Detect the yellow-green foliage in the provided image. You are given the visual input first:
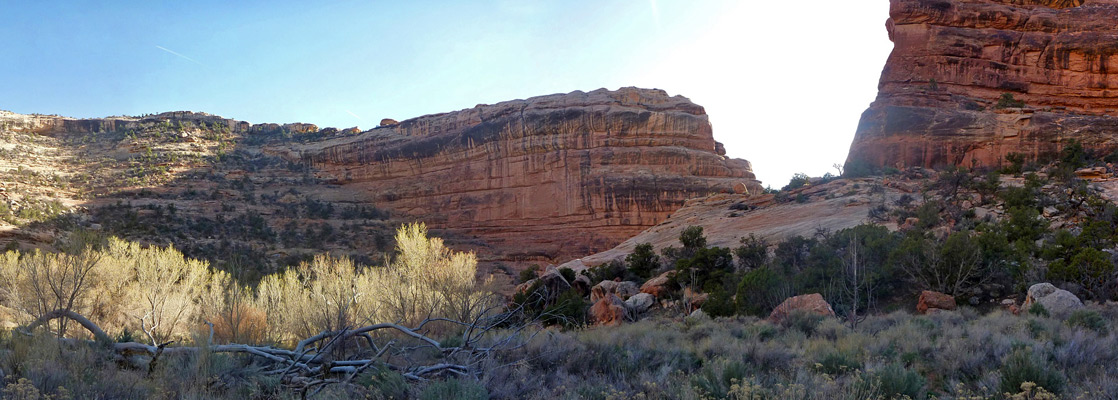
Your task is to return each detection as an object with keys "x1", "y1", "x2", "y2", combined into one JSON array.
[
  {"x1": 257, "y1": 222, "x2": 483, "y2": 344},
  {"x1": 0, "y1": 222, "x2": 482, "y2": 347}
]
